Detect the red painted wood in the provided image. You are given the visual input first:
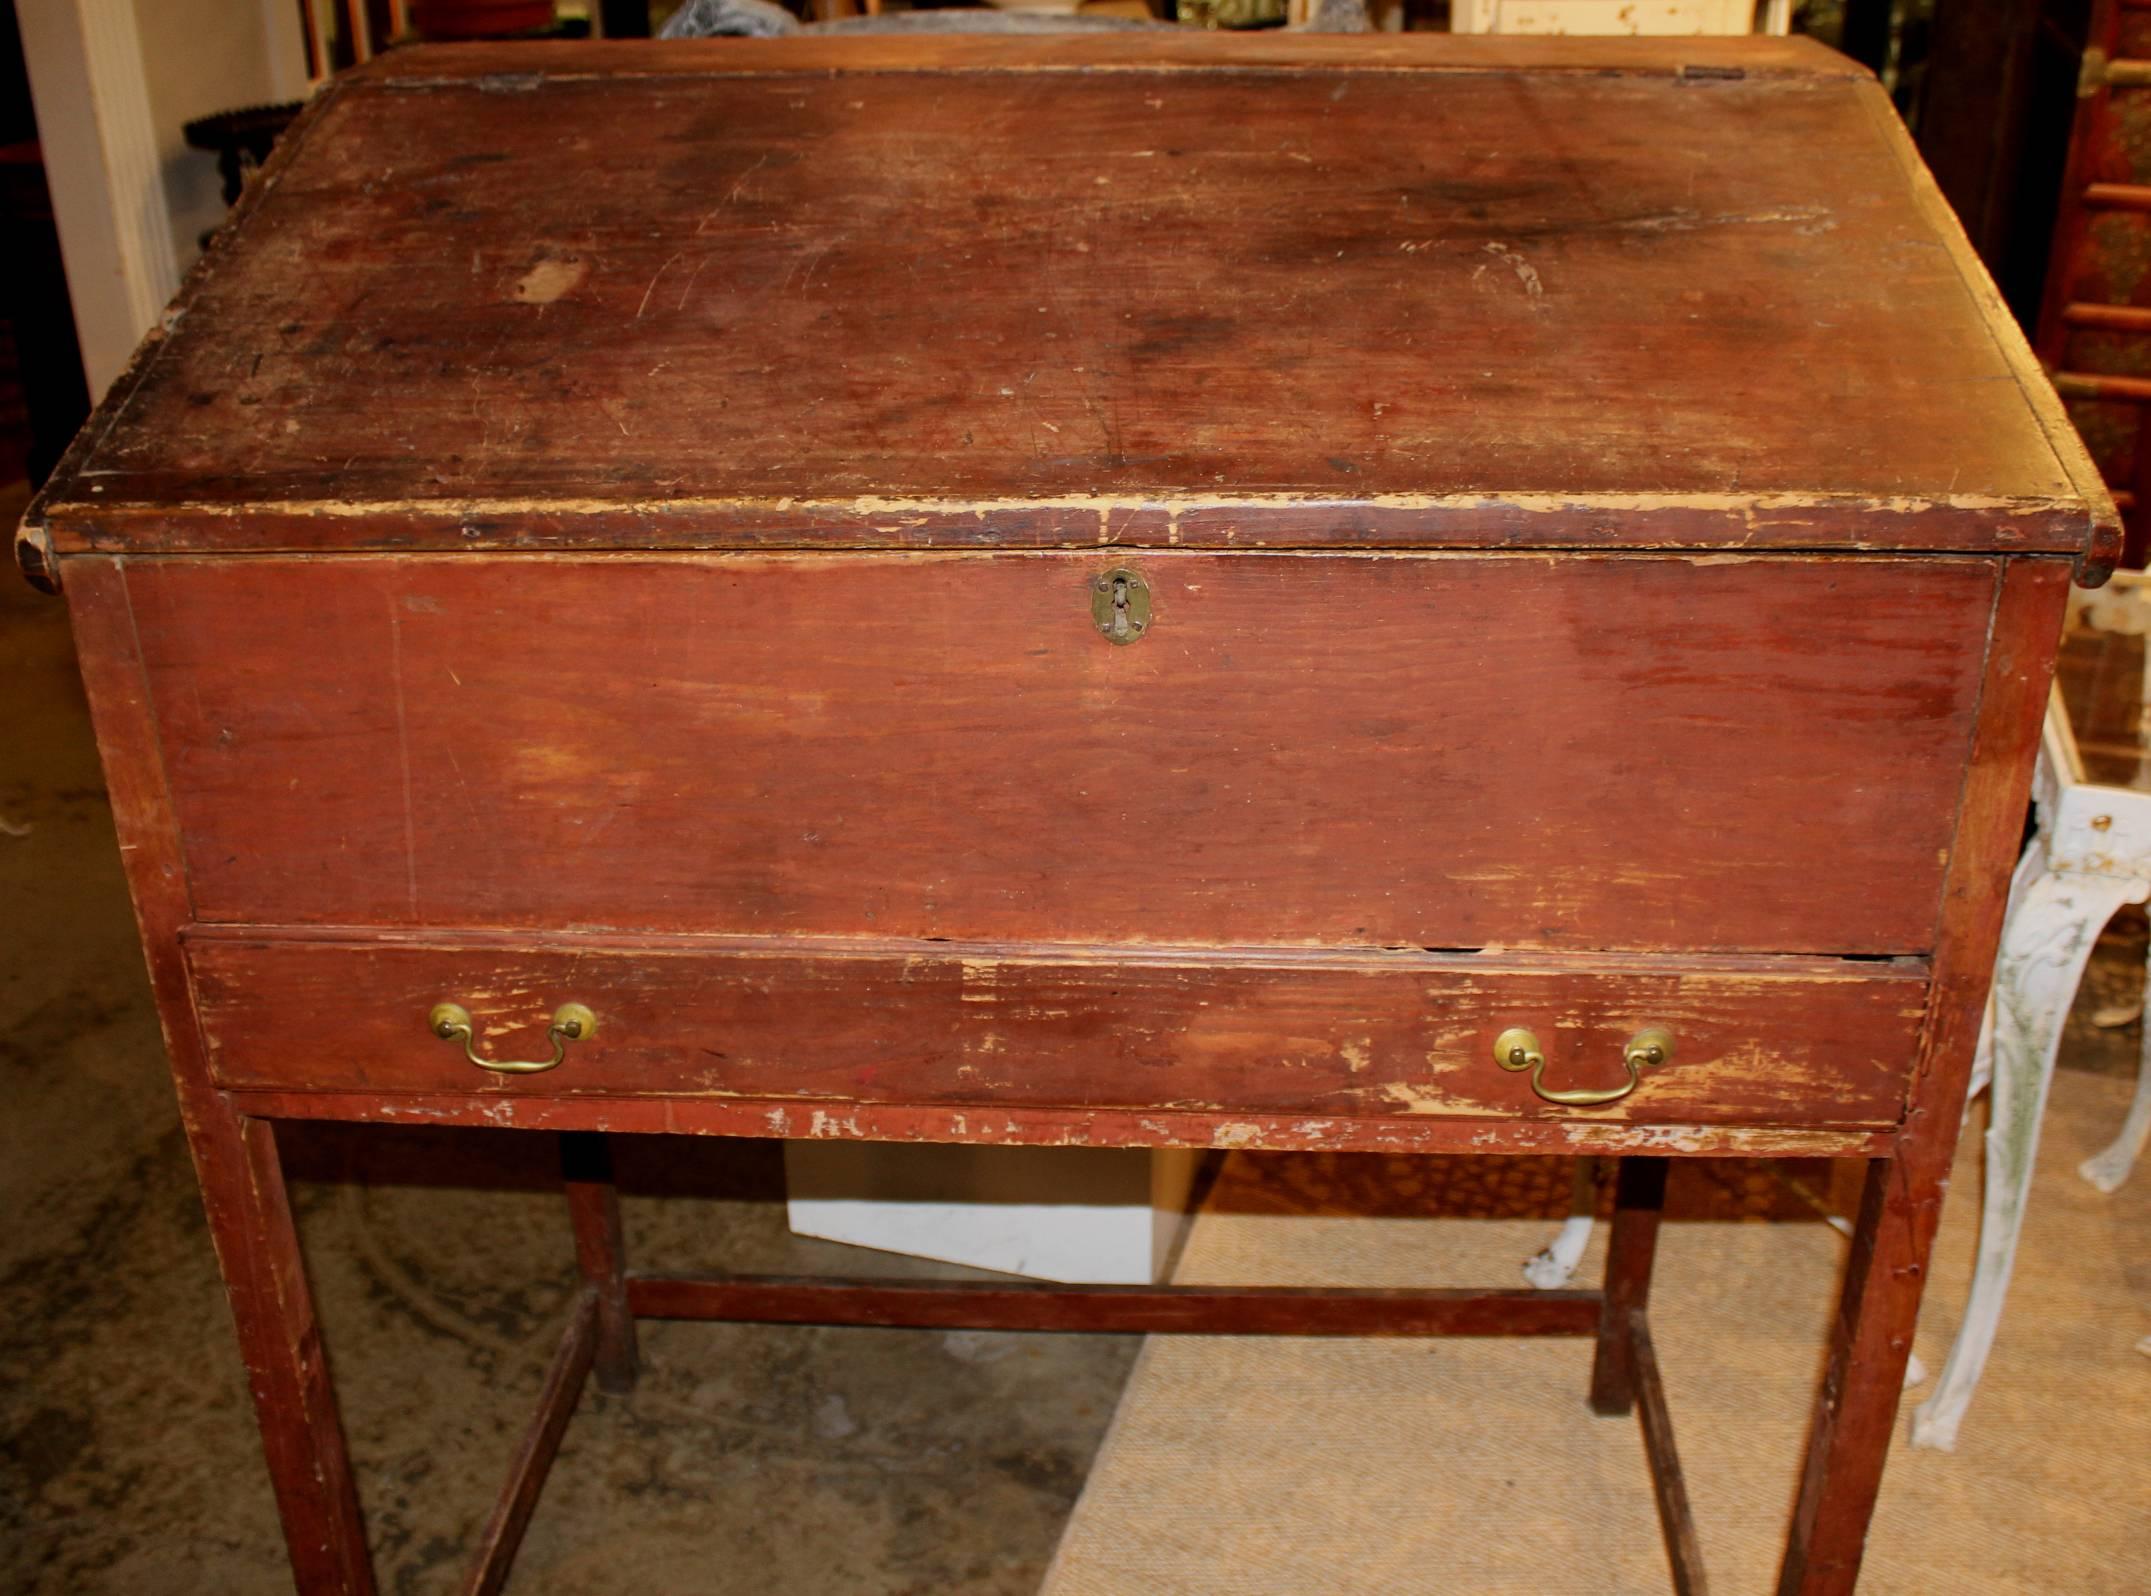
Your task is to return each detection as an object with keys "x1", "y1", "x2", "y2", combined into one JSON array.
[
  {"x1": 61, "y1": 564, "x2": 376, "y2": 1595},
  {"x1": 352, "y1": 33, "x2": 1866, "y2": 82},
  {"x1": 1591, "y1": 1156, "x2": 1668, "y2": 1415},
  {"x1": 623, "y1": 1274, "x2": 1605, "y2": 1336},
  {"x1": 412, "y1": 0, "x2": 556, "y2": 38},
  {"x1": 1630, "y1": 1309, "x2": 1709, "y2": 1596},
  {"x1": 185, "y1": 934, "x2": 1931, "y2": 1128},
  {"x1": 561, "y1": 1134, "x2": 636, "y2": 1396},
  {"x1": 1849, "y1": 75, "x2": 2120, "y2": 586},
  {"x1": 225, "y1": 1085, "x2": 1900, "y2": 1159},
  {"x1": 24, "y1": 39, "x2": 2097, "y2": 566},
  {"x1": 1778, "y1": 559, "x2": 2074, "y2": 1595},
  {"x1": 129, "y1": 552, "x2": 1993, "y2": 955},
  {"x1": 27, "y1": 37, "x2": 2101, "y2": 1594}
]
